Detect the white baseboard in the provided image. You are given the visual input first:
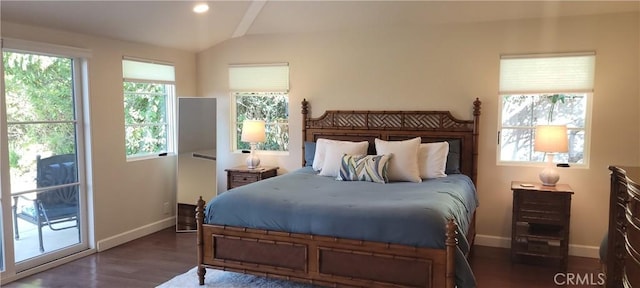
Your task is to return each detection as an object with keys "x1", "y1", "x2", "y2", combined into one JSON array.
[
  {"x1": 474, "y1": 234, "x2": 599, "y2": 259},
  {"x1": 568, "y1": 243, "x2": 600, "y2": 259},
  {"x1": 474, "y1": 234, "x2": 511, "y2": 248},
  {"x1": 96, "y1": 216, "x2": 175, "y2": 252}
]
